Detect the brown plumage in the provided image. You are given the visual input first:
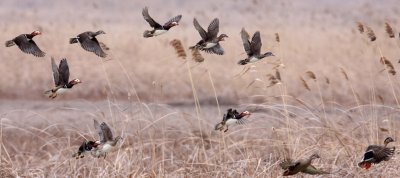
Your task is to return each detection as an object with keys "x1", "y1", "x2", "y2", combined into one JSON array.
[
  {"x1": 280, "y1": 153, "x2": 329, "y2": 176},
  {"x1": 5, "y1": 31, "x2": 45, "y2": 57},
  {"x1": 70, "y1": 31, "x2": 107, "y2": 58},
  {"x1": 359, "y1": 137, "x2": 395, "y2": 170}
]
